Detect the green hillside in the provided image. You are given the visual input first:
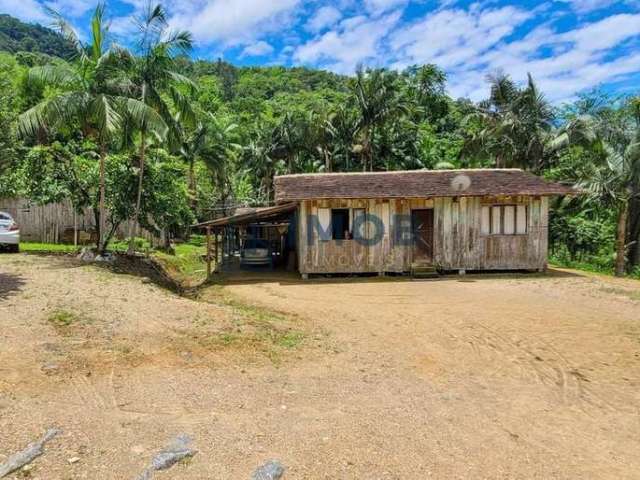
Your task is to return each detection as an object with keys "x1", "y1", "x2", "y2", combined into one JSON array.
[{"x1": 0, "y1": 14, "x2": 75, "y2": 59}]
